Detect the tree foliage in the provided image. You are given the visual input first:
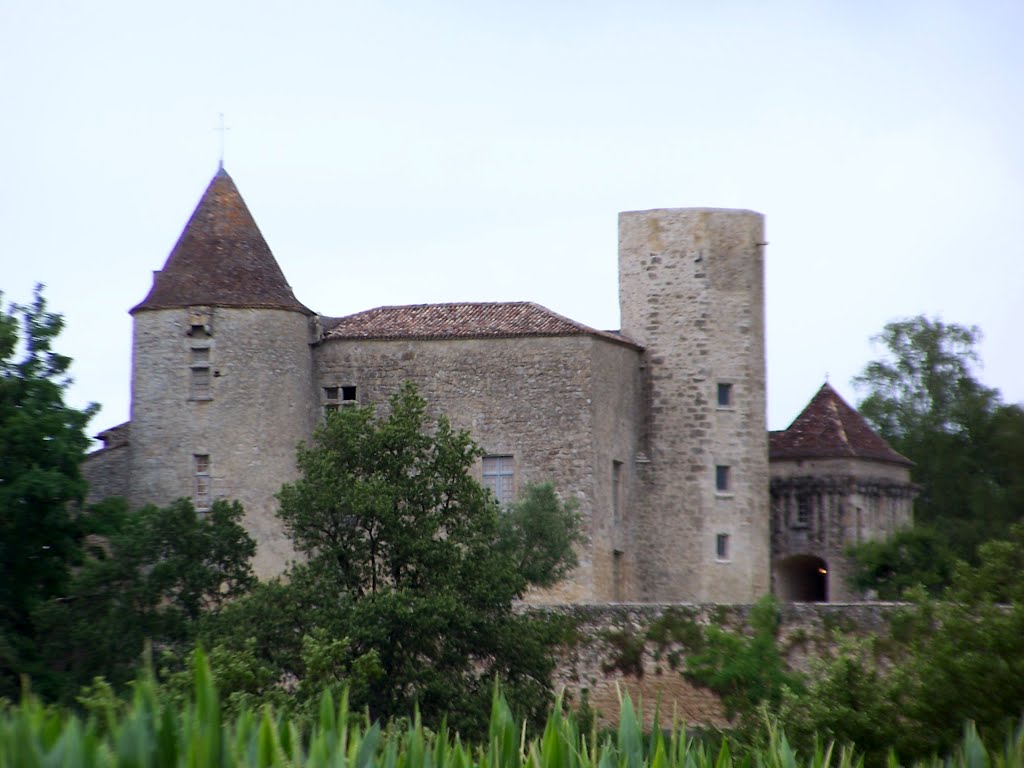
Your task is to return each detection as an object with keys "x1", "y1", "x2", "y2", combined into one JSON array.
[
  {"x1": 846, "y1": 527, "x2": 957, "y2": 599},
  {"x1": 31, "y1": 497, "x2": 256, "y2": 701},
  {"x1": 0, "y1": 287, "x2": 97, "y2": 633},
  {"x1": 201, "y1": 382, "x2": 580, "y2": 735},
  {"x1": 854, "y1": 316, "x2": 1024, "y2": 565},
  {"x1": 684, "y1": 596, "x2": 804, "y2": 734}
]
